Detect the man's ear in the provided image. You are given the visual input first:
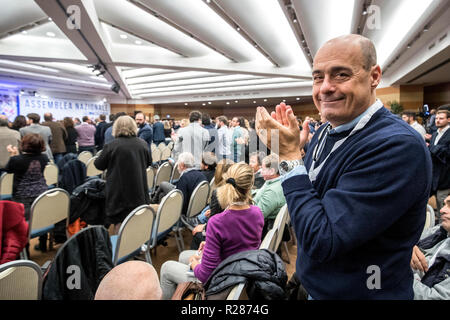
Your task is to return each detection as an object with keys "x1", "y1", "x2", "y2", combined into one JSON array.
[{"x1": 370, "y1": 65, "x2": 382, "y2": 89}]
